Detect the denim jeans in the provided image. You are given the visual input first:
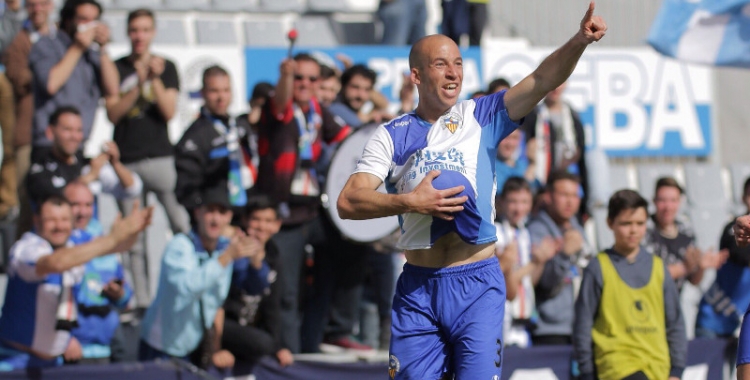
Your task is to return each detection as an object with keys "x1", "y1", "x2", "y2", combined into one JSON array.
[{"x1": 377, "y1": 0, "x2": 427, "y2": 45}]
